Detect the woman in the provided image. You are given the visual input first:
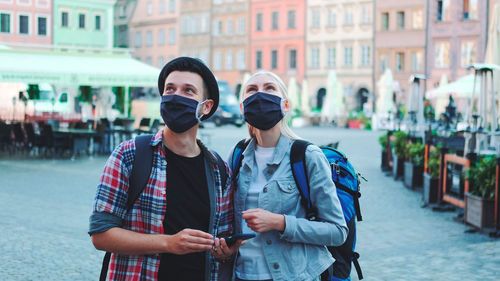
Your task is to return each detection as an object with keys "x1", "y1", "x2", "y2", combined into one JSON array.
[{"x1": 226, "y1": 71, "x2": 348, "y2": 281}]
